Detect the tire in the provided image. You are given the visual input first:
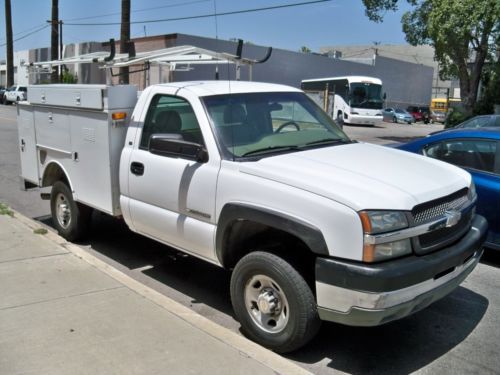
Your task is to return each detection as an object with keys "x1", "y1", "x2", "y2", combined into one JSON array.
[
  {"x1": 393, "y1": 116, "x2": 398, "y2": 123},
  {"x1": 336, "y1": 112, "x2": 343, "y2": 126},
  {"x1": 50, "y1": 181, "x2": 92, "y2": 241},
  {"x1": 230, "y1": 251, "x2": 321, "y2": 353}
]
